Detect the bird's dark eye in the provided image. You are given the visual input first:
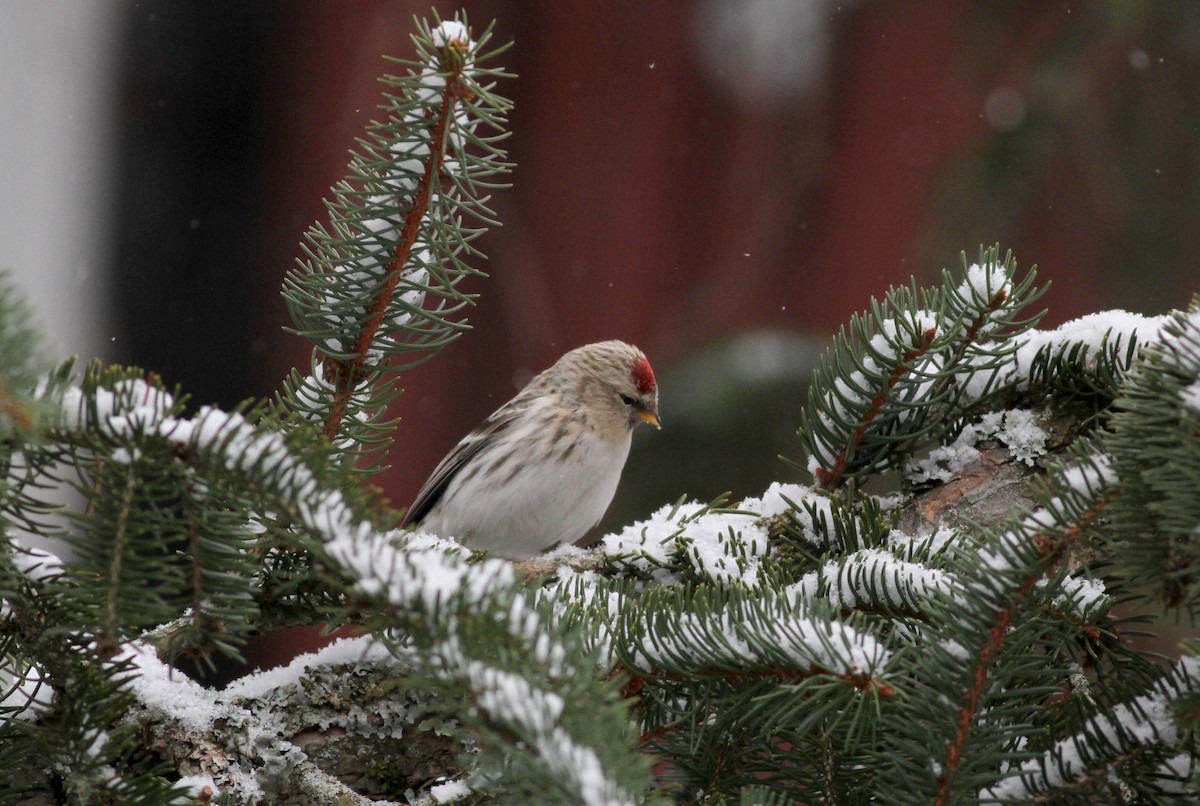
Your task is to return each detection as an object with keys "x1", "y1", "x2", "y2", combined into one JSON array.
[{"x1": 620, "y1": 394, "x2": 636, "y2": 406}]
